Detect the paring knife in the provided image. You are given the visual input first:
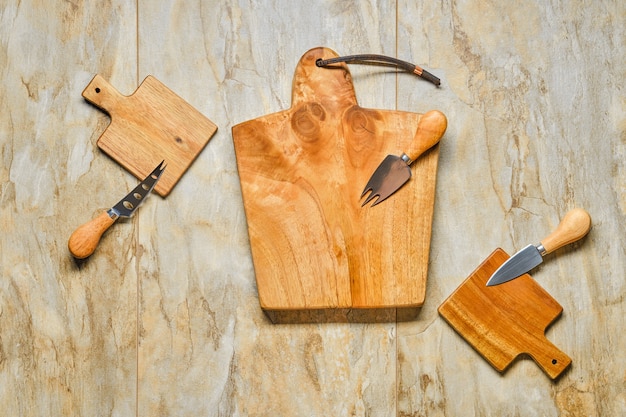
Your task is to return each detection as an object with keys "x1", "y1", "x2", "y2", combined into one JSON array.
[
  {"x1": 486, "y1": 208, "x2": 592, "y2": 286},
  {"x1": 68, "y1": 161, "x2": 166, "y2": 259},
  {"x1": 361, "y1": 110, "x2": 447, "y2": 207}
]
